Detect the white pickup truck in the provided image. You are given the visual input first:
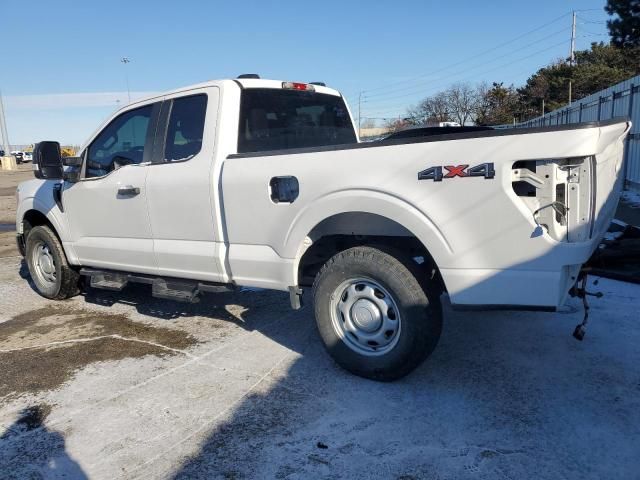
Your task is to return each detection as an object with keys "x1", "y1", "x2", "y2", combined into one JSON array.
[{"x1": 16, "y1": 76, "x2": 629, "y2": 380}]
